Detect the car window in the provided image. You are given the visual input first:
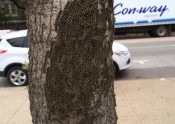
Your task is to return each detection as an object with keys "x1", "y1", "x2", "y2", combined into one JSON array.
[
  {"x1": 23, "y1": 37, "x2": 29, "y2": 47},
  {"x1": 7, "y1": 37, "x2": 27, "y2": 48}
]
